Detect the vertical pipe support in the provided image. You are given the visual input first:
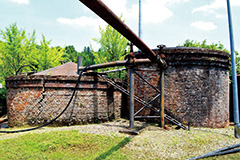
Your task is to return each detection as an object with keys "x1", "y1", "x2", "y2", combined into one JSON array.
[
  {"x1": 159, "y1": 68, "x2": 165, "y2": 128},
  {"x1": 129, "y1": 66, "x2": 135, "y2": 129},
  {"x1": 226, "y1": 0, "x2": 240, "y2": 138}
]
